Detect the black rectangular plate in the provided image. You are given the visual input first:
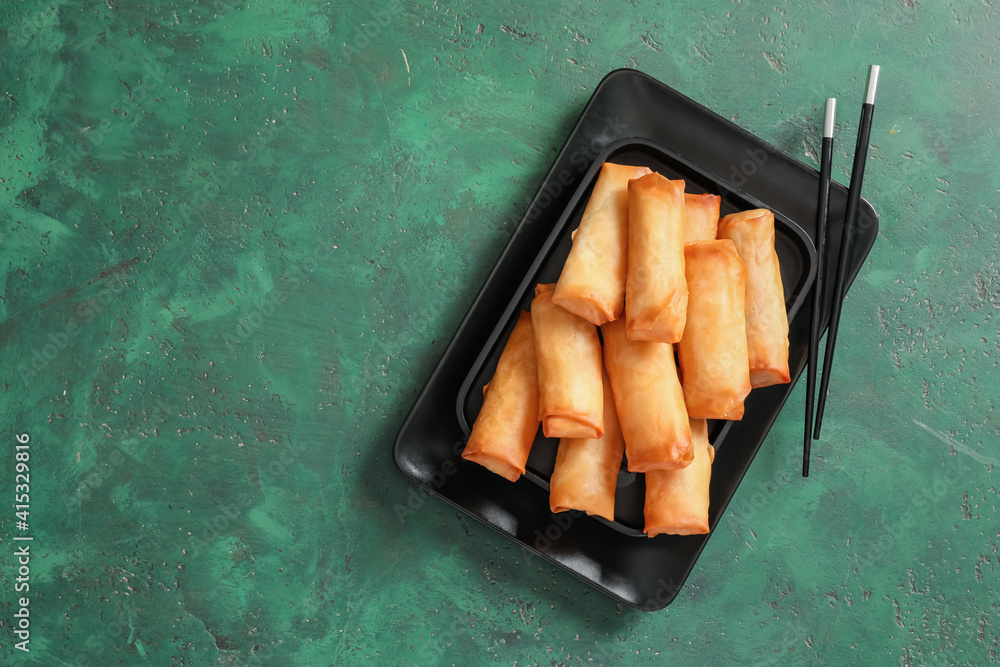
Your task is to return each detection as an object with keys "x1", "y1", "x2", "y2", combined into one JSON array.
[{"x1": 393, "y1": 69, "x2": 878, "y2": 610}]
